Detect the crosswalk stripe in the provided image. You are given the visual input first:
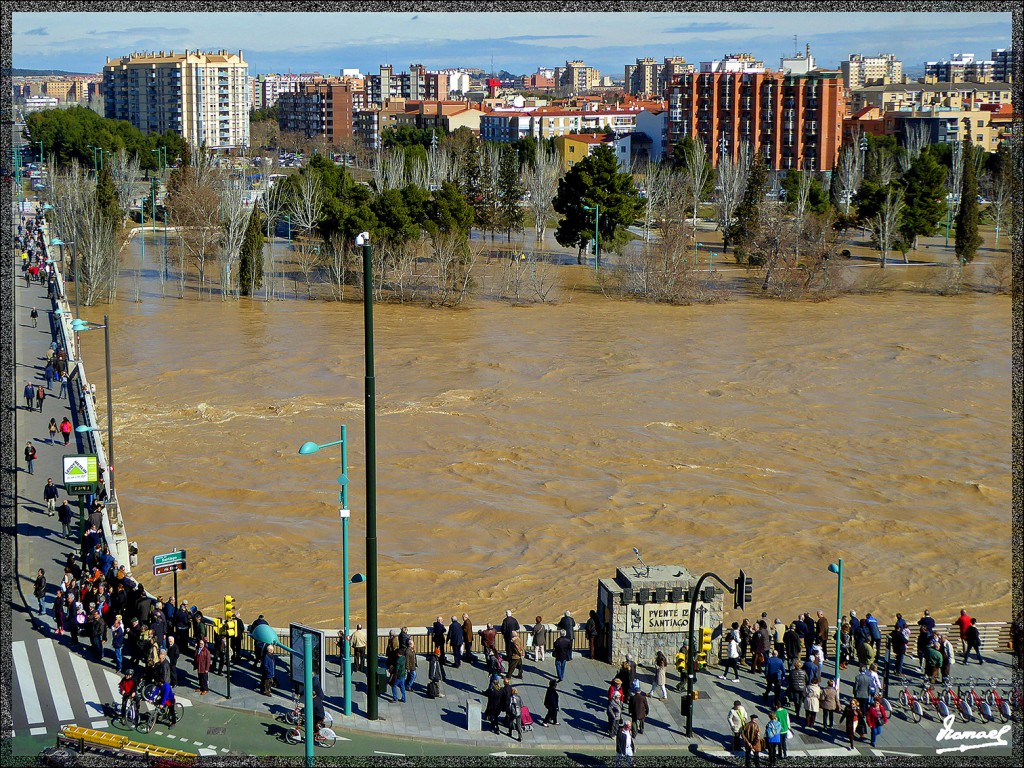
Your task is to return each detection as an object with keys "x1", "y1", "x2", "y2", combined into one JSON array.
[
  {"x1": 29, "y1": 726, "x2": 47, "y2": 736},
  {"x1": 37, "y1": 640, "x2": 76, "y2": 722},
  {"x1": 13, "y1": 641, "x2": 44, "y2": 725},
  {"x1": 67, "y1": 650, "x2": 104, "y2": 720}
]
